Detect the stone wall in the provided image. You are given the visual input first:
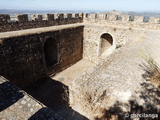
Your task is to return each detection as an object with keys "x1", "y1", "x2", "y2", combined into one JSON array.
[
  {"x1": 84, "y1": 13, "x2": 160, "y2": 29},
  {"x1": 0, "y1": 25, "x2": 83, "y2": 88},
  {"x1": 70, "y1": 30, "x2": 160, "y2": 119},
  {"x1": 0, "y1": 13, "x2": 83, "y2": 32},
  {"x1": 83, "y1": 24, "x2": 144, "y2": 62}
]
